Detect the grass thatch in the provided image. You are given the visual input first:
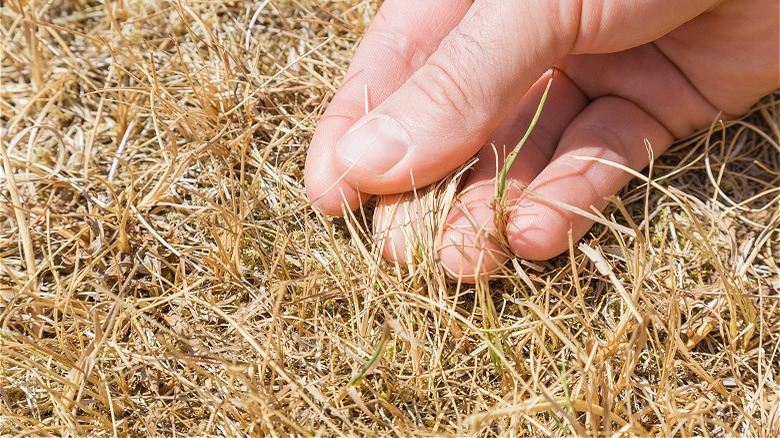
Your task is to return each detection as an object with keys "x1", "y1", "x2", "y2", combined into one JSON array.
[{"x1": 1, "y1": 0, "x2": 779, "y2": 435}]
